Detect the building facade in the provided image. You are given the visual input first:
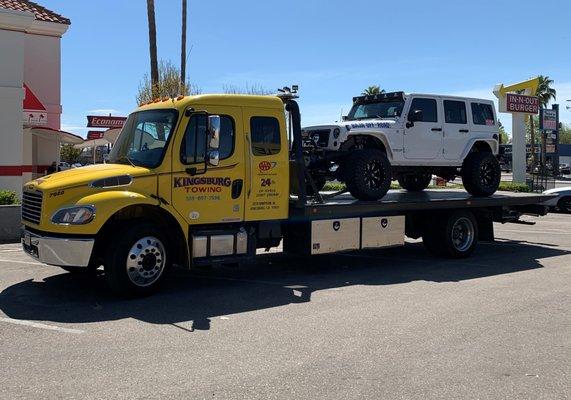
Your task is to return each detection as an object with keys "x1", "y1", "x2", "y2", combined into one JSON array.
[{"x1": 0, "y1": 1, "x2": 75, "y2": 196}]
